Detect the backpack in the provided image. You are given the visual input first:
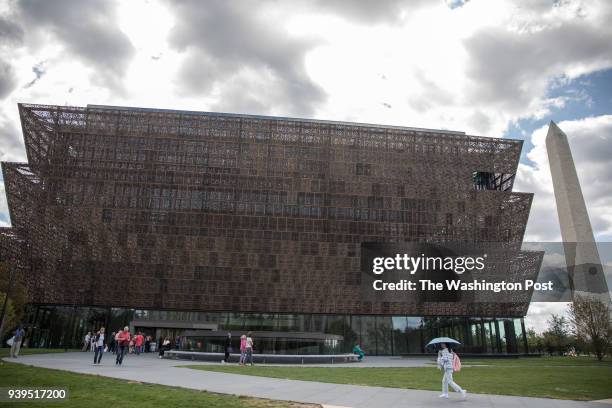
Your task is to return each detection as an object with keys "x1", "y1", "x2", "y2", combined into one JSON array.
[{"x1": 452, "y1": 352, "x2": 461, "y2": 372}]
